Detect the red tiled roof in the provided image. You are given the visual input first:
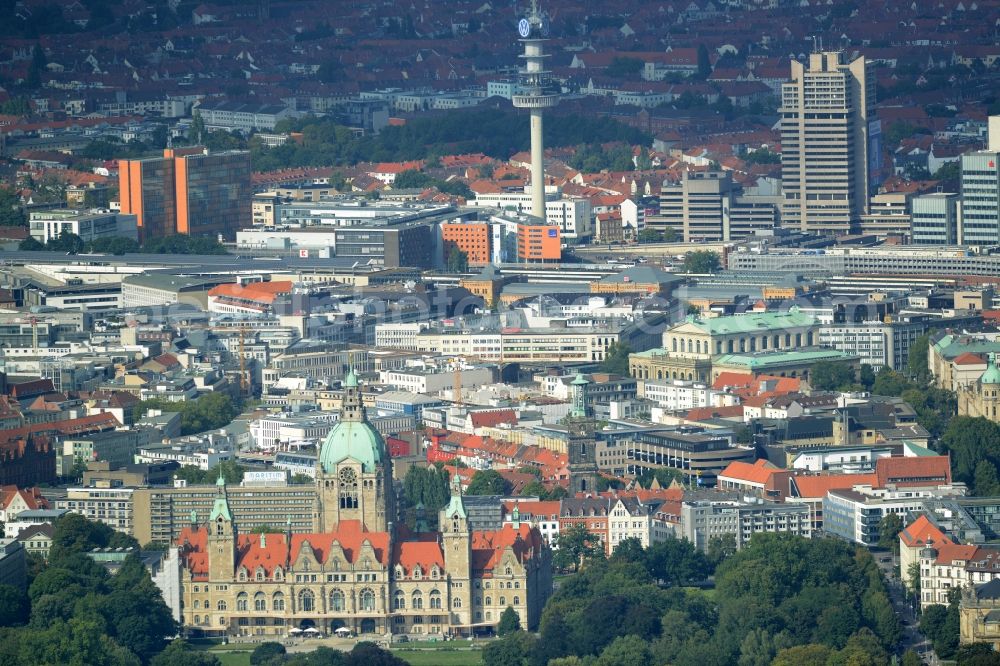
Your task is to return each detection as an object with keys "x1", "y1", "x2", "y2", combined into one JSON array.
[
  {"x1": 791, "y1": 473, "x2": 877, "y2": 499},
  {"x1": 0, "y1": 485, "x2": 49, "y2": 511},
  {"x1": 470, "y1": 409, "x2": 517, "y2": 429},
  {"x1": 718, "y1": 459, "x2": 779, "y2": 486},
  {"x1": 471, "y1": 523, "x2": 544, "y2": 574},
  {"x1": 208, "y1": 281, "x2": 293, "y2": 305},
  {"x1": 934, "y1": 542, "x2": 978, "y2": 565},
  {"x1": 875, "y1": 455, "x2": 951, "y2": 489},
  {"x1": 899, "y1": 515, "x2": 952, "y2": 549},
  {"x1": 953, "y1": 352, "x2": 985, "y2": 366}
]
